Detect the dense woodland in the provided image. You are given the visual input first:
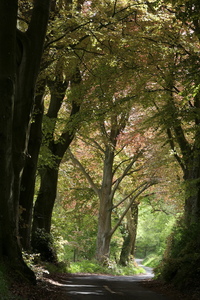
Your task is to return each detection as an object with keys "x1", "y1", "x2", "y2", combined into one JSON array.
[{"x1": 0, "y1": 0, "x2": 200, "y2": 296}]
